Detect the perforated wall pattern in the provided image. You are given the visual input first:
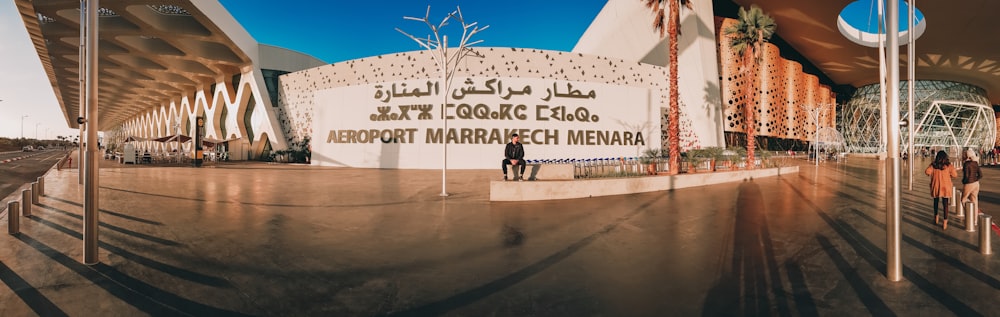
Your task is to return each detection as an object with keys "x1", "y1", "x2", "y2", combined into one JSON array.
[
  {"x1": 277, "y1": 47, "x2": 705, "y2": 150},
  {"x1": 716, "y1": 17, "x2": 837, "y2": 142}
]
